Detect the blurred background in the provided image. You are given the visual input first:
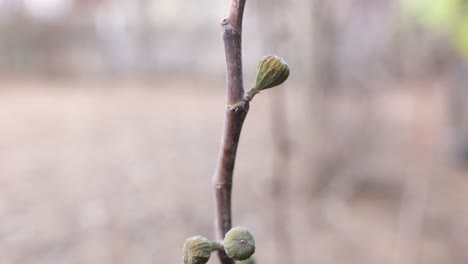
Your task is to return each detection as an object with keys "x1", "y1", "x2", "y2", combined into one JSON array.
[{"x1": 0, "y1": 0, "x2": 468, "y2": 263}]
